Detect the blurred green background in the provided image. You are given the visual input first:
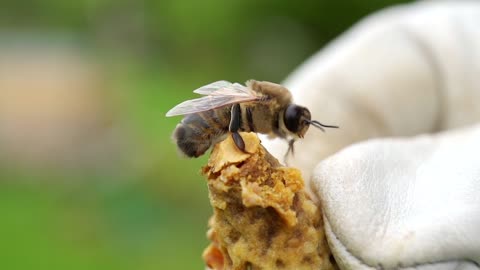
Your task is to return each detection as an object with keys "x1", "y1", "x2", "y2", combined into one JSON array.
[{"x1": 0, "y1": 1, "x2": 411, "y2": 269}]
